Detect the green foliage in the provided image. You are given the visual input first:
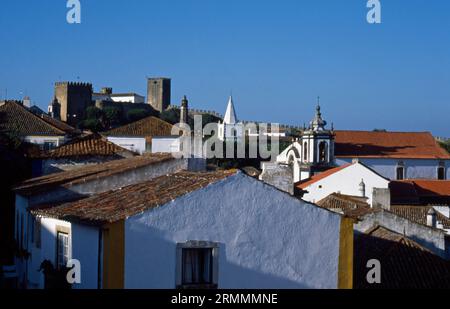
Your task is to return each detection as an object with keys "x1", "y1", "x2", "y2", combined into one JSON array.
[
  {"x1": 439, "y1": 141, "x2": 450, "y2": 154},
  {"x1": 127, "y1": 109, "x2": 152, "y2": 123},
  {"x1": 160, "y1": 109, "x2": 180, "y2": 125},
  {"x1": 103, "y1": 107, "x2": 122, "y2": 129}
]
